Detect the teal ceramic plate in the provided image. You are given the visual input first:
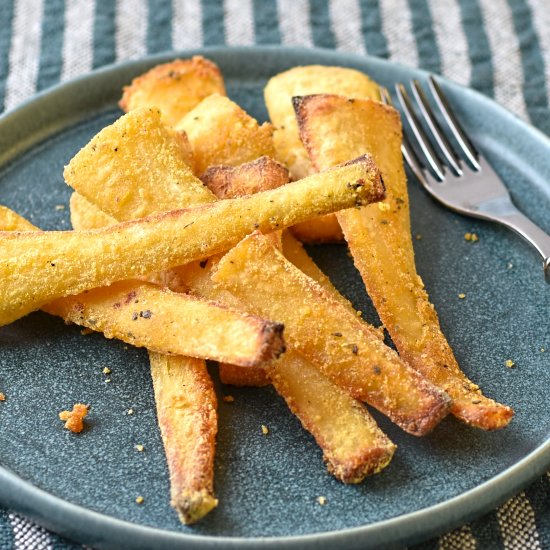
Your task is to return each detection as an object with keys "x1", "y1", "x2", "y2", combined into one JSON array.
[{"x1": 0, "y1": 47, "x2": 549, "y2": 550}]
